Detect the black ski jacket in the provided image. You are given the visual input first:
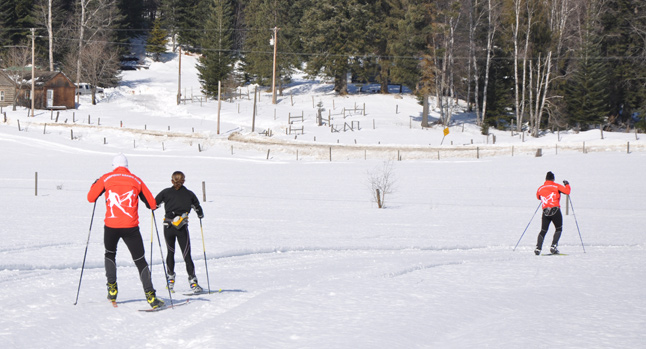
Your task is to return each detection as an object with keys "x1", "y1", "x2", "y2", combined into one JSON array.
[{"x1": 155, "y1": 186, "x2": 203, "y2": 220}]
